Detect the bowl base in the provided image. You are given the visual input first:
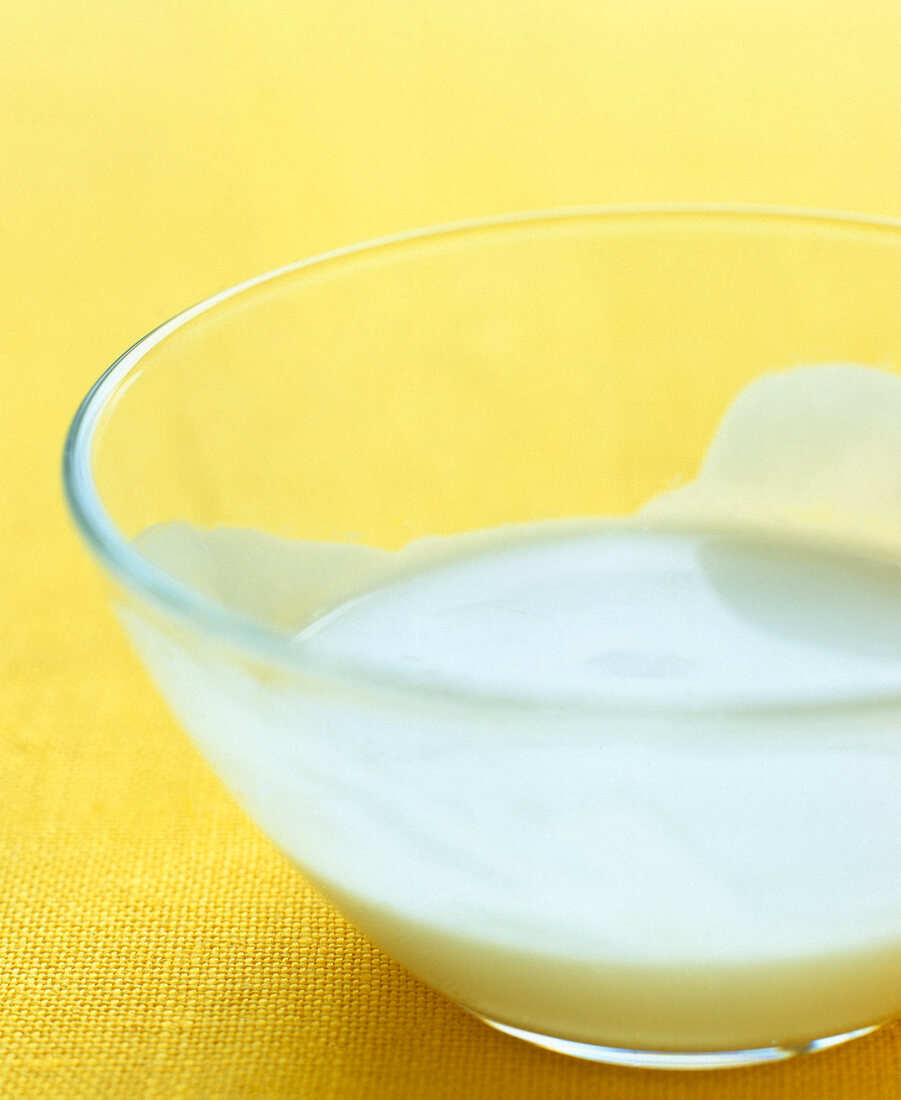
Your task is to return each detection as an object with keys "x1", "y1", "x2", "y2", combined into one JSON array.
[{"x1": 473, "y1": 1013, "x2": 880, "y2": 1069}]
